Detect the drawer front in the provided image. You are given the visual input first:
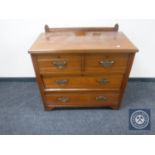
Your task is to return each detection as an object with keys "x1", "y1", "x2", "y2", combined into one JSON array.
[
  {"x1": 45, "y1": 92, "x2": 120, "y2": 107},
  {"x1": 42, "y1": 74, "x2": 123, "y2": 90},
  {"x1": 37, "y1": 54, "x2": 81, "y2": 74},
  {"x1": 85, "y1": 53, "x2": 129, "y2": 73}
]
